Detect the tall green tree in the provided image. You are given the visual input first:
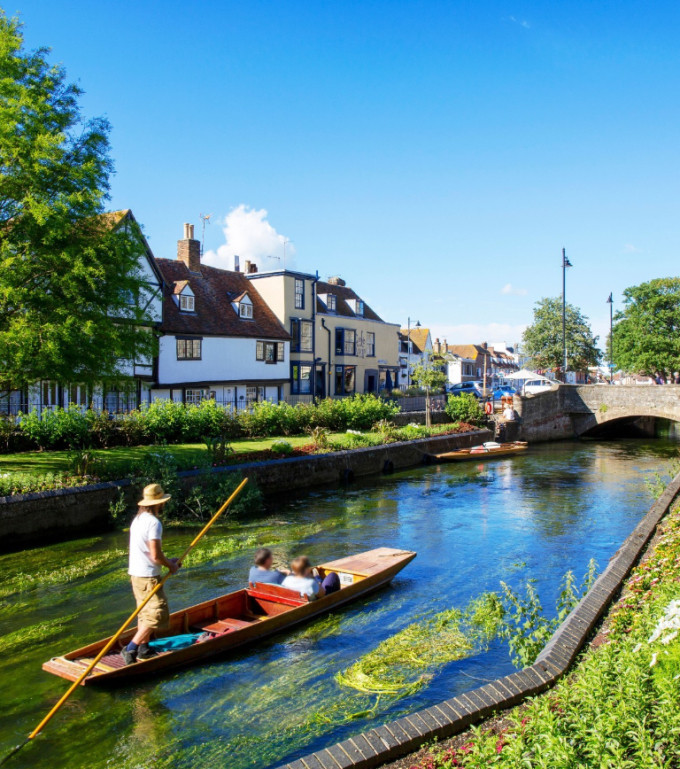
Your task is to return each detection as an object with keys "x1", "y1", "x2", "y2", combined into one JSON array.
[
  {"x1": 612, "y1": 278, "x2": 680, "y2": 378},
  {"x1": 0, "y1": 12, "x2": 156, "y2": 396},
  {"x1": 522, "y1": 297, "x2": 601, "y2": 376}
]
